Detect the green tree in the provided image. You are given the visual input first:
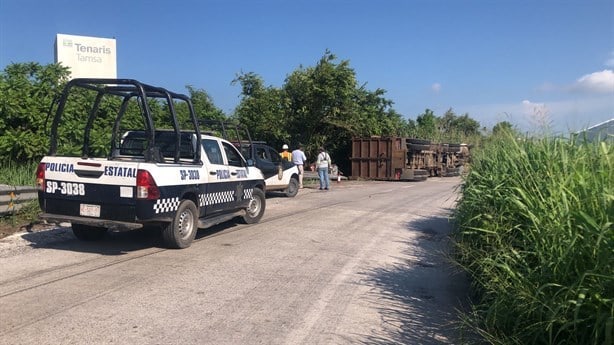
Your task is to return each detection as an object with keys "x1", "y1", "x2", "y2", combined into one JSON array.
[
  {"x1": 186, "y1": 85, "x2": 226, "y2": 123},
  {"x1": 412, "y1": 107, "x2": 482, "y2": 143},
  {"x1": 442, "y1": 109, "x2": 481, "y2": 142},
  {"x1": 415, "y1": 108, "x2": 438, "y2": 139},
  {"x1": 401, "y1": 117, "x2": 418, "y2": 137},
  {"x1": 353, "y1": 87, "x2": 408, "y2": 137},
  {"x1": 232, "y1": 51, "x2": 415, "y2": 173},
  {"x1": 232, "y1": 72, "x2": 286, "y2": 145},
  {"x1": 451, "y1": 113, "x2": 481, "y2": 137},
  {"x1": 492, "y1": 121, "x2": 516, "y2": 136},
  {"x1": 167, "y1": 85, "x2": 227, "y2": 132},
  {"x1": 283, "y1": 51, "x2": 359, "y2": 158},
  {"x1": 0, "y1": 62, "x2": 70, "y2": 161},
  {"x1": 439, "y1": 108, "x2": 457, "y2": 134}
]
